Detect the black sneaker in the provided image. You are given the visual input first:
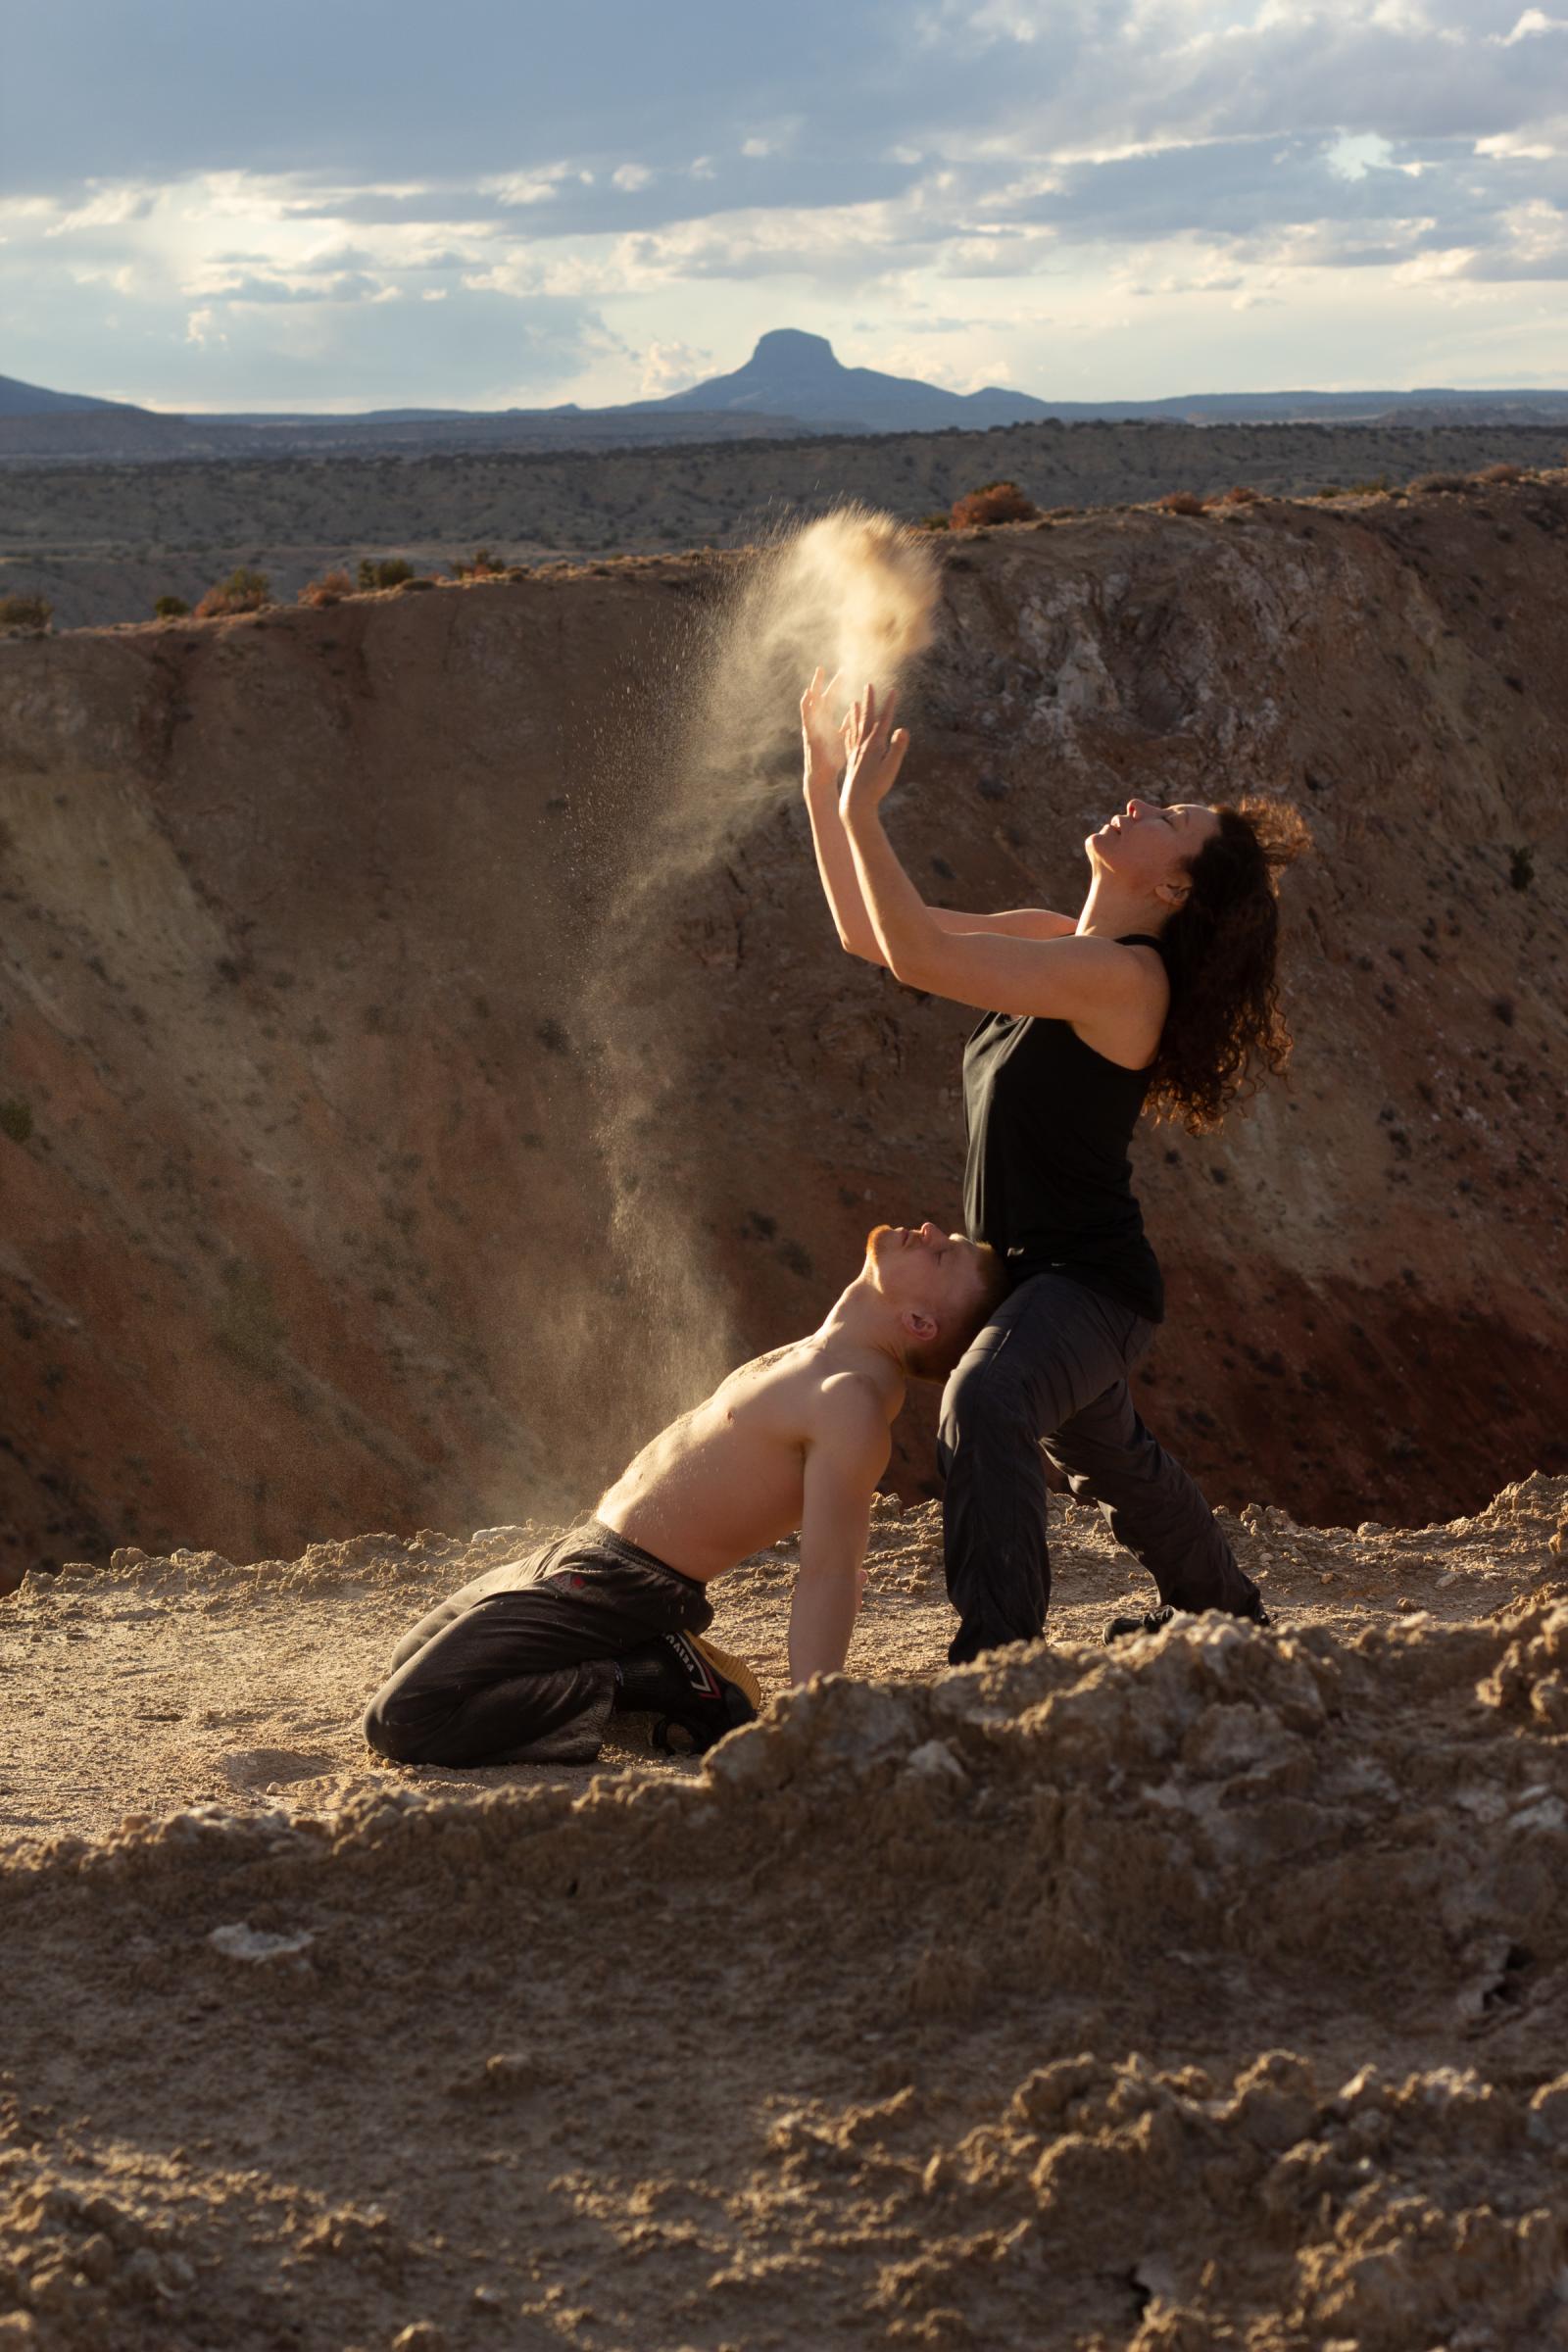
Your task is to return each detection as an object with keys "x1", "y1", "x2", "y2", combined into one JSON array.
[
  {"x1": 612, "y1": 1632, "x2": 761, "y2": 1754},
  {"x1": 1103, "y1": 1596, "x2": 1272, "y2": 1645},
  {"x1": 1103, "y1": 1604, "x2": 1176, "y2": 1646}
]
